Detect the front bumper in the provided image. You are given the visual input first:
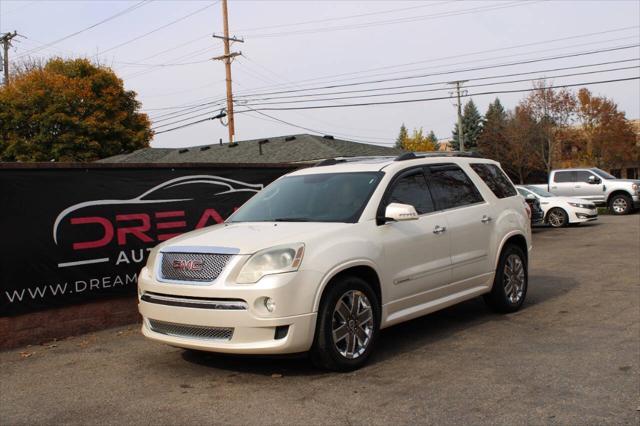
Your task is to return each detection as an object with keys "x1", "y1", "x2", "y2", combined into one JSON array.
[
  {"x1": 140, "y1": 301, "x2": 317, "y2": 354},
  {"x1": 633, "y1": 195, "x2": 640, "y2": 209},
  {"x1": 138, "y1": 256, "x2": 324, "y2": 354},
  {"x1": 569, "y1": 207, "x2": 598, "y2": 223}
]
